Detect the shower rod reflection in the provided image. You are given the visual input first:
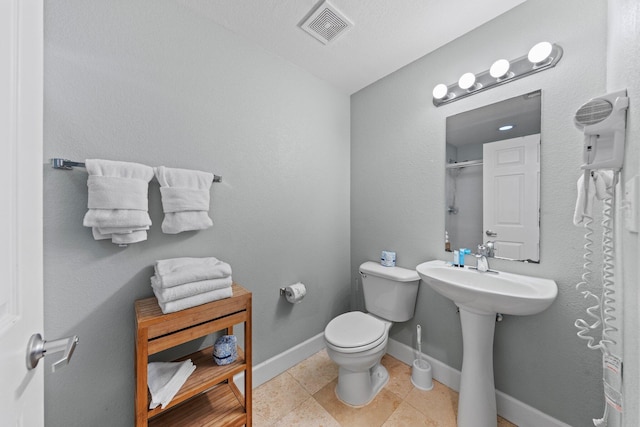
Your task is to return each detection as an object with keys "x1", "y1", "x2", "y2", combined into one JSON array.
[
  {"x1": 445, "y1": 159, "x2": 483, "y2": 169},
  {"x1": 50, "y1": 158, "x2": 222, "y2": 182}
]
